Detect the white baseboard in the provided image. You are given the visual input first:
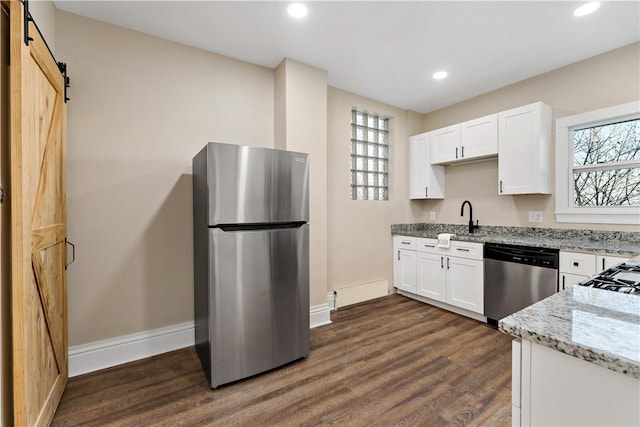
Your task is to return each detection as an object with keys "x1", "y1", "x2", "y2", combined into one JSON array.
[
  {"x1": 310, "y1": 303, "x2": 332, "y2": 328},
  {"x1": 326, "y1": 291, "x2": 336, "y2": 311},
  {"x1": 68, "y1": 321, "x2": 195, "y2": 377},
  {"x1": 70, "y1": 302, "x2": 334, "y2": 377},
  {"x1": 334, "y1": 280, "x2": 389, "y2": 309}
]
